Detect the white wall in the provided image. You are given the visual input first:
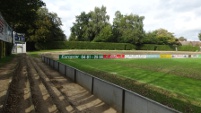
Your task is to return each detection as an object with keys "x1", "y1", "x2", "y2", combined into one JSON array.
[{"x1": 12, "y1": 42, "x2": 26, "y2": 53}]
